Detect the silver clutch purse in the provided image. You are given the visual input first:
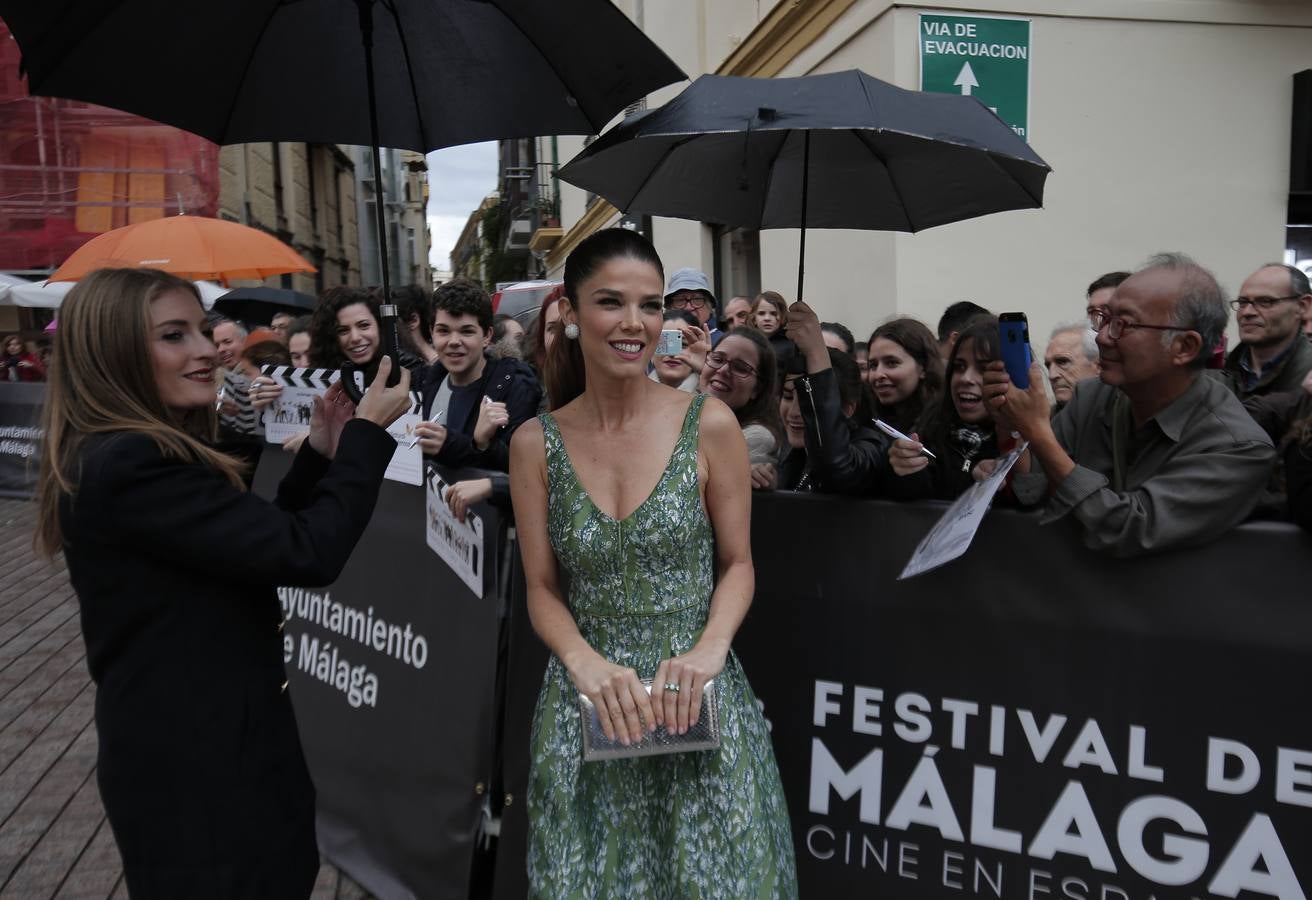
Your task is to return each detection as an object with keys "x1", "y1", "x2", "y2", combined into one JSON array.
[{"x1": 579, "y1": 678, "x2": 721, "y2": 762}]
